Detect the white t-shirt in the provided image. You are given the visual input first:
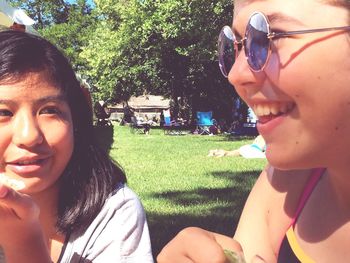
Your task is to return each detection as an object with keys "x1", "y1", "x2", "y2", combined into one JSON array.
[
  {"x1": 60, "y1": 184, "x2": 154, "y2": 262},
  {"x1": 0, "y1": 184, "x2": 154, "y2": 263}
]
